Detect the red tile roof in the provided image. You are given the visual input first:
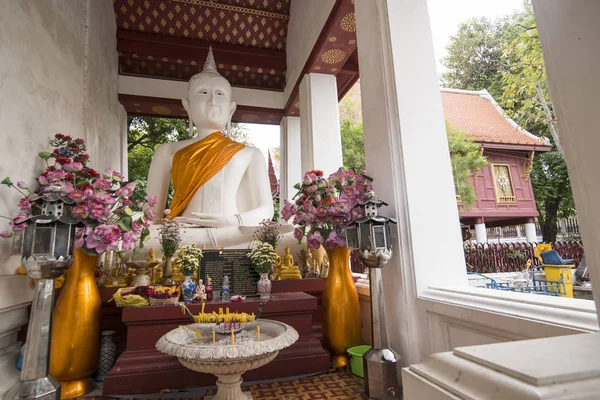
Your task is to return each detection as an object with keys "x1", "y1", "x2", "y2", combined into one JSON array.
[{"x1": 340, "y1": 82, "x2": 550, "y2": 149}]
